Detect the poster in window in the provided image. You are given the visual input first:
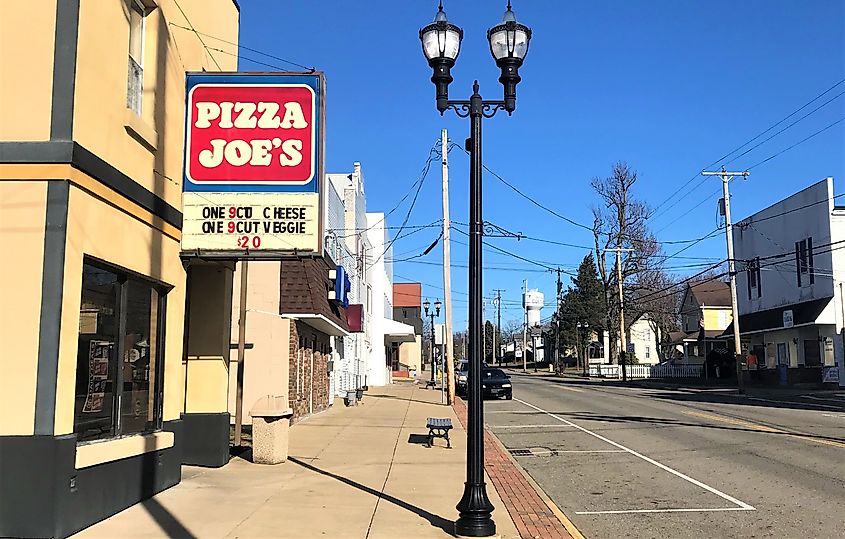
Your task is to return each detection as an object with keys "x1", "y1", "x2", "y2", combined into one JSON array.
[{"x1": 83, "y1": 340, "x2": 112, "y2": 413}]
